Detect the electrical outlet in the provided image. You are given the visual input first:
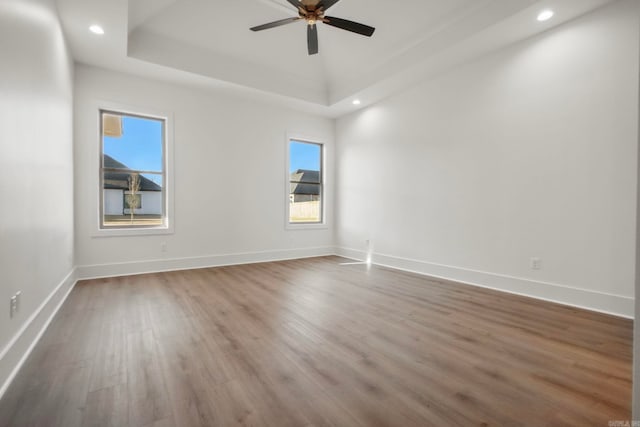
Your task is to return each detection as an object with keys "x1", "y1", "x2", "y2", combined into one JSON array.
[
  {"x1": 530, "y1": 257, "x2": 542, "y2": 270},
  {"x1": 160, "y1": 242, "x2": 167, "y2": 252}
]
